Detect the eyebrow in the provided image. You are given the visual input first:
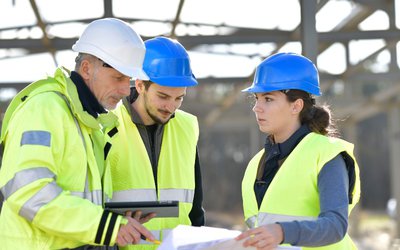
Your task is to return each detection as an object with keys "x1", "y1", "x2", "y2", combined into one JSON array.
[
  {"x1": 109, "y1": 70, "x2": 128, "y2": 79},
  {"x1": 256, "y1": 93, "x2": 272, "y2": 97},
  {"x1": 157, "y1": 91, "x2": 186, "y2": 98}
]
